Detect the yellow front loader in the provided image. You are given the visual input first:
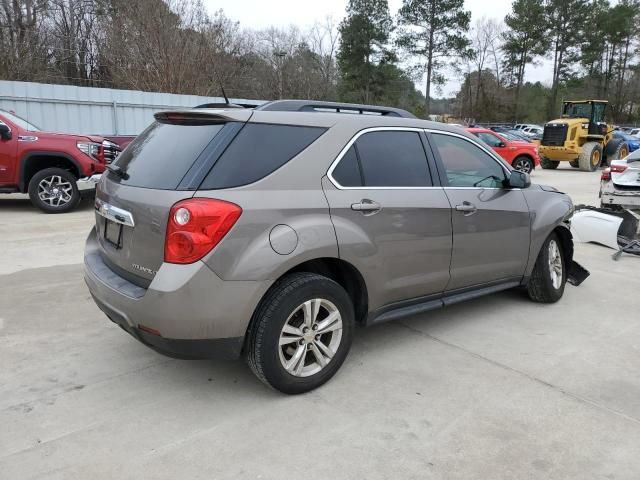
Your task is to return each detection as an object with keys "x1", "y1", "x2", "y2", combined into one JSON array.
[{"x1": 538, "y1": 100, "x2": 629, "y2": 172}]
